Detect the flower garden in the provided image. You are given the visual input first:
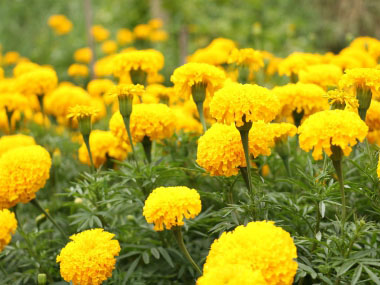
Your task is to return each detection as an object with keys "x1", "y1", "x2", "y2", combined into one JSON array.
[{"x1": 1, "y1": 1, "x2": 380, "y2": 284}]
